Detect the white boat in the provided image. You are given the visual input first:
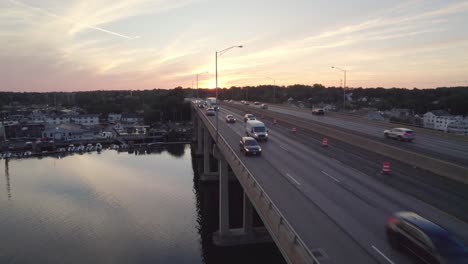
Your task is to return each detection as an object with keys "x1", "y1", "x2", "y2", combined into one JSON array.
[
  {"x1": 95, "y1": 143, "x2": 103, "y2": 151},
  {"x1": 76, "y1": 144, "x2": 85, "y2": 152},
  {"x1": 67, "y1": 144, "x2": 75, "y2": 152}
]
